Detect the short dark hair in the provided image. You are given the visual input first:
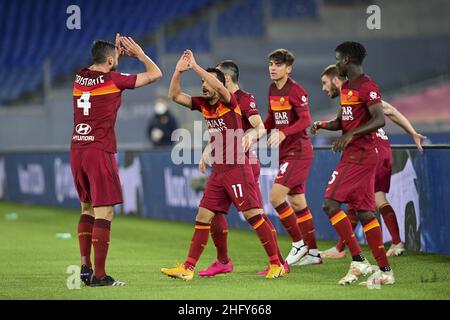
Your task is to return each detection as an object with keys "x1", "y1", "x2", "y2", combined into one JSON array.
[
  {"x1": 335, "y1": 41, "x2": 367, "y2": 65},
  {"x1": 91, "y1": 40, "x2": 116, "y2": 64},
  {"x1": 268, "y1": 48, "x2": 295, "y2": 66},
  {"x1": 321, "y1": 64, "x2": 345, "y2": 80},
  {"x1": 205, "y1": 67, "x2": 226, "y2": 87},
  {"x1": 216, "y1": 60, "x2": 239, "y2": 84}
]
